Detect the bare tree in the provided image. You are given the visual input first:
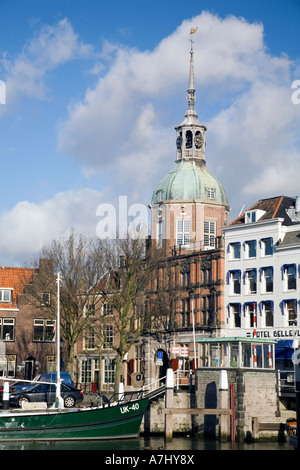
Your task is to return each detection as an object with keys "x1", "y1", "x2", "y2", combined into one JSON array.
[
  {"x1": 26, "y1": 230, "x2": 106, "y2": 375},
  {"x1": 90, "y1": 235, "x2": 161, "y2": 394}
]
